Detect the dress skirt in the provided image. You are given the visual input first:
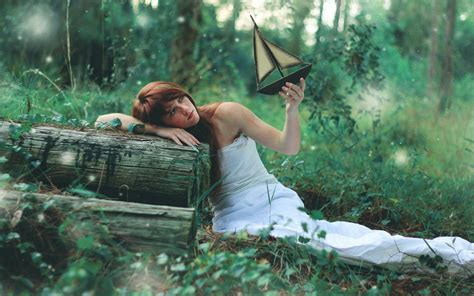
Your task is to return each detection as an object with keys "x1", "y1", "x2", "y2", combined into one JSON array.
[{"x1": 212, "y1": 182, "x2": 474, "y2": 275}]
